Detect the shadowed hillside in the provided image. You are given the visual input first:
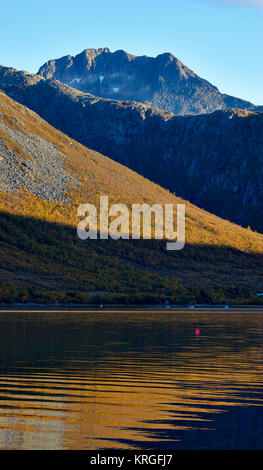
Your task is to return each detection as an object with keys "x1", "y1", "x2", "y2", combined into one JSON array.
[
  {"x1": 1, "y1": 212, "x2": 263, "y2": 305},
  {"x1": 1, "y1": 66, "x2": 263, "y2": 232}
]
